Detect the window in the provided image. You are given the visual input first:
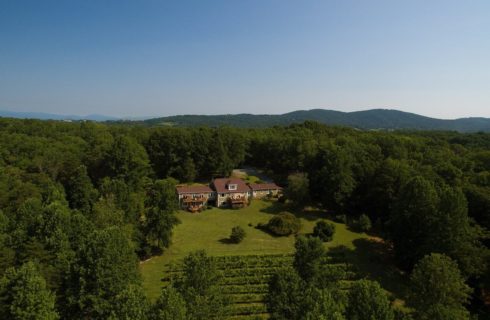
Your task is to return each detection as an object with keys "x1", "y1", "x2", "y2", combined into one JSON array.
[{"x1": 228, "y1": 184, "x2": 237, "y2": 191}]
